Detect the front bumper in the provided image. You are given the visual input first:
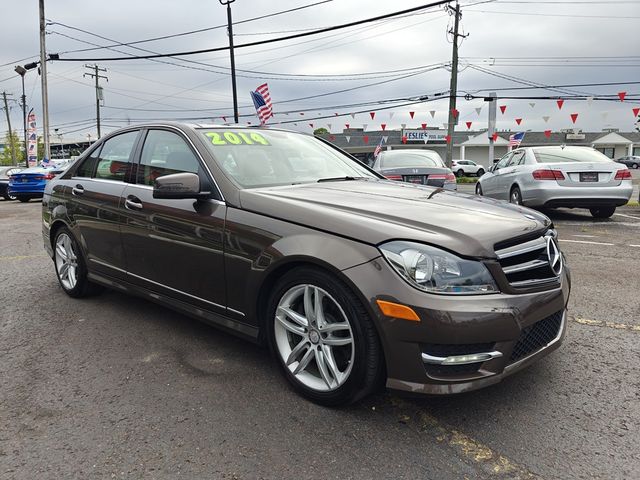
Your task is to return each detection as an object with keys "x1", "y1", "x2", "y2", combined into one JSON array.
[
  {"x1": 523, "y1": 182, "x2": 633, "y2": 208},
  {"x1": 342, "y1": 255, "x2": 571, "y2": 395}
]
